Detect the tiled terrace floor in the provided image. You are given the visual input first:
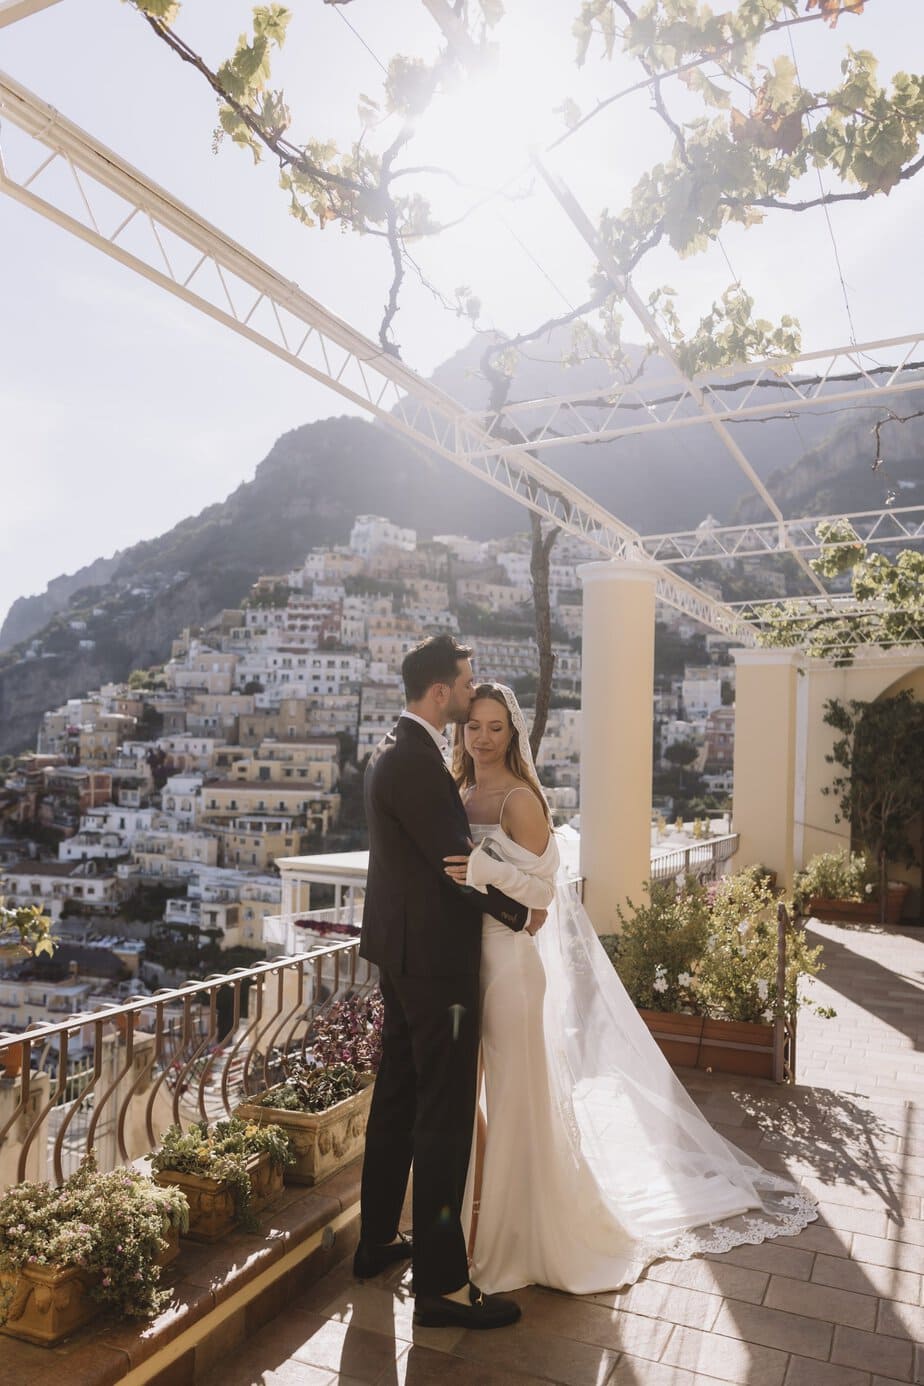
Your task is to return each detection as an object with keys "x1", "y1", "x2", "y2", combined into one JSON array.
[{"x1": 203, "y1": 919, "x2": 924, "y2": 1386}]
